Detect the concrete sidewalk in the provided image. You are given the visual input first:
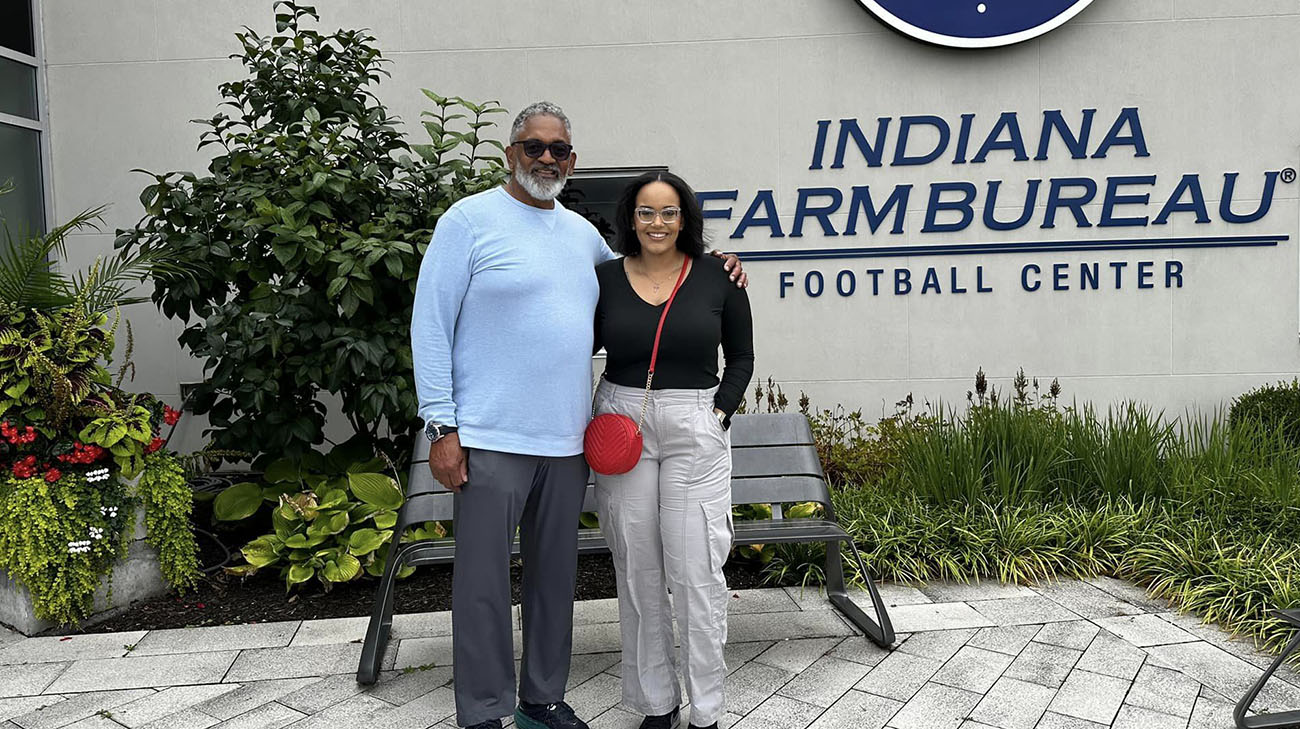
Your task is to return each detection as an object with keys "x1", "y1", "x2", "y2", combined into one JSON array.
[{"x1": 0, "y1": 577, "x2": 1293, "y2": 729}]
